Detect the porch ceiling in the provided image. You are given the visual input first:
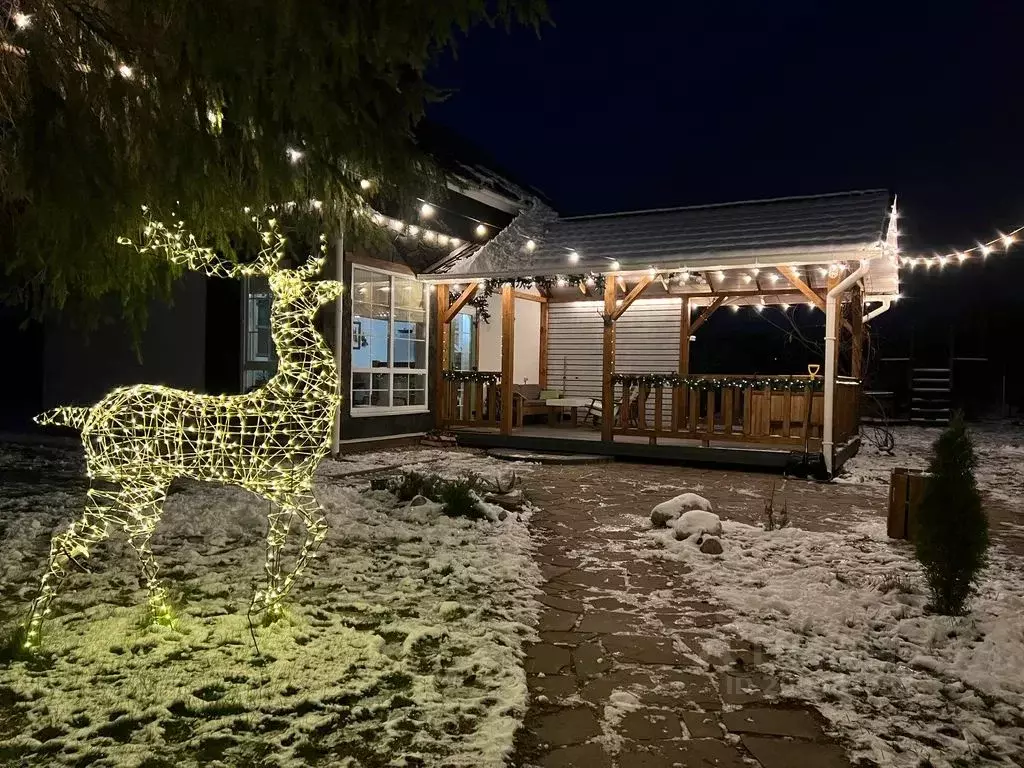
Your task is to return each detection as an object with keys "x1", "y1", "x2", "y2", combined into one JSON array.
[{"x1": 424, "y1": 189, "x2": 892, "y2": 280}]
